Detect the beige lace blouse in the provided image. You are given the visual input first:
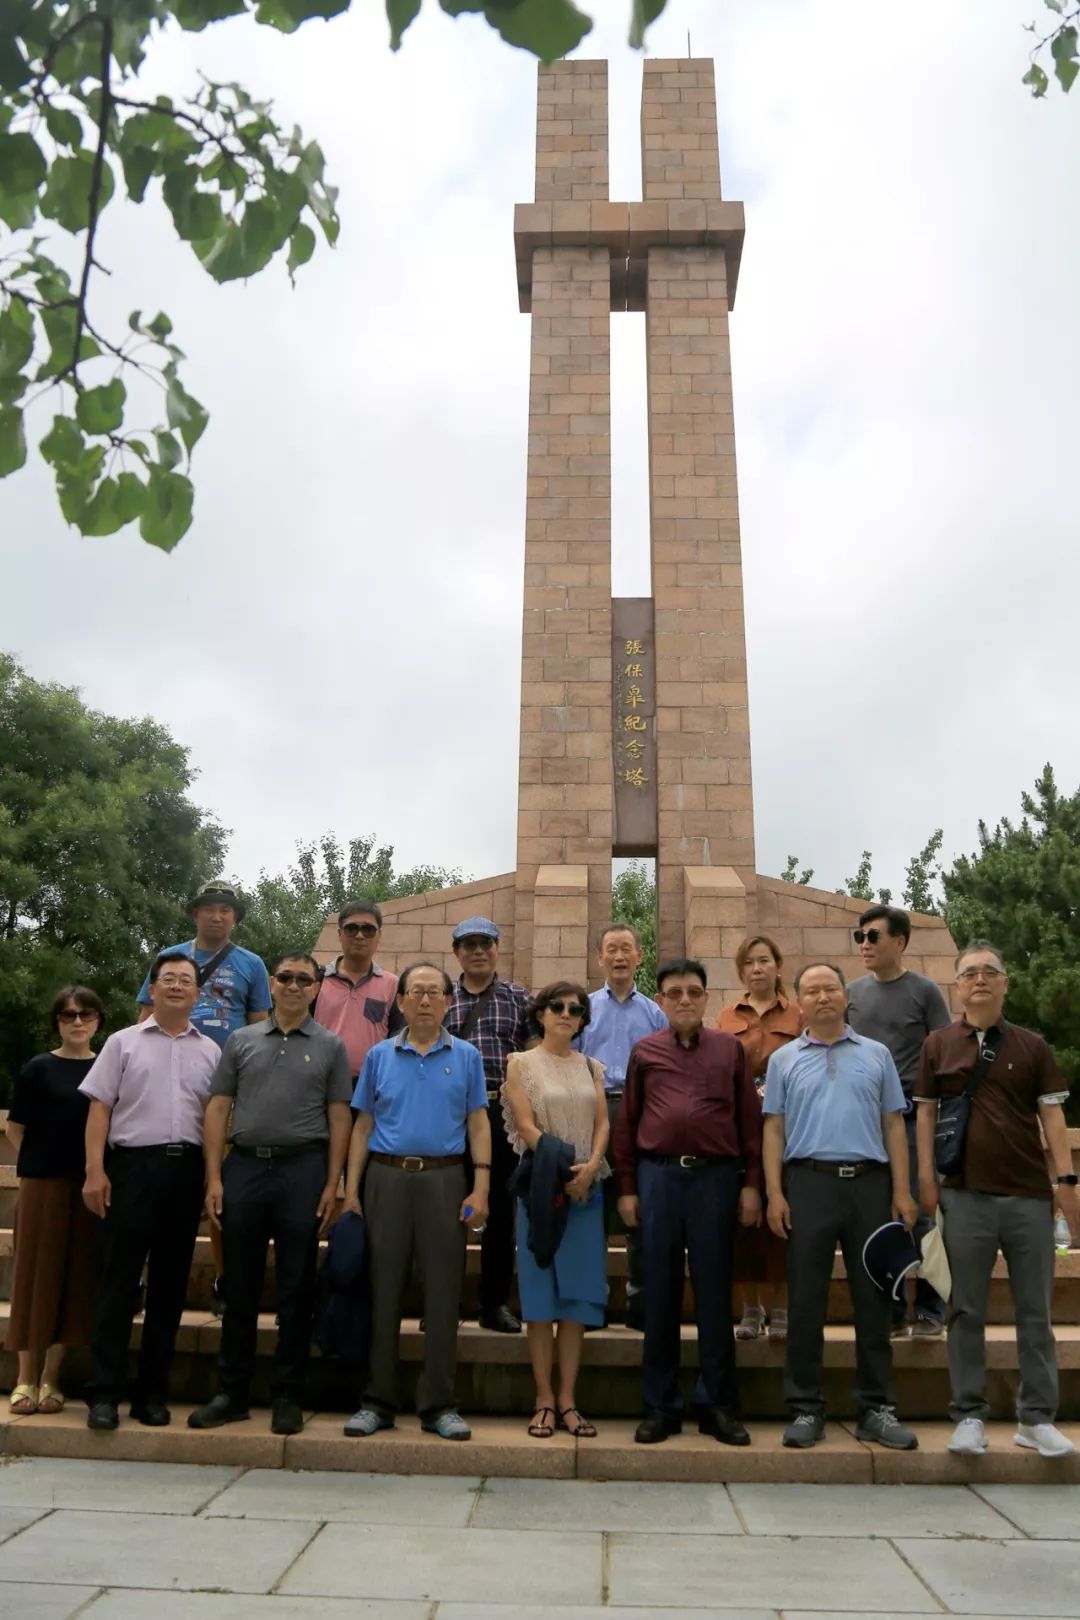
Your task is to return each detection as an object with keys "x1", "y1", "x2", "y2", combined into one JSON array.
[{"x1": 501, "y1": 1047, "x2": 610, "y2": 1178}]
